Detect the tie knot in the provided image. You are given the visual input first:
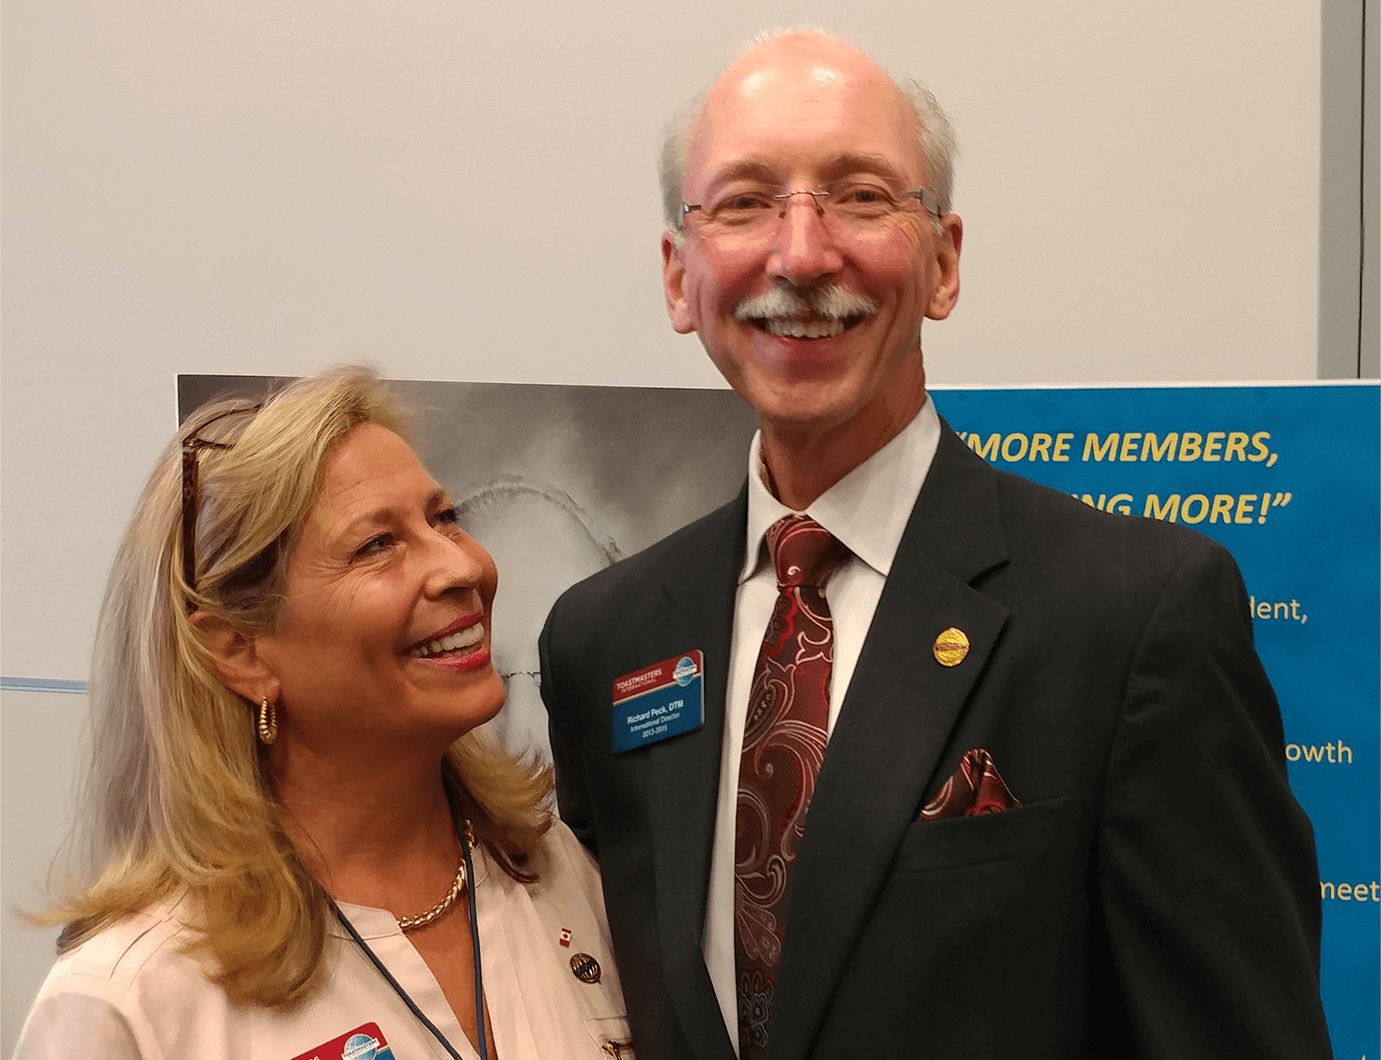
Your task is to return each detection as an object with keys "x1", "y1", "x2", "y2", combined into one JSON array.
[{"x1": 765, "y1": 515, "x2": 848, "y2": 589}]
